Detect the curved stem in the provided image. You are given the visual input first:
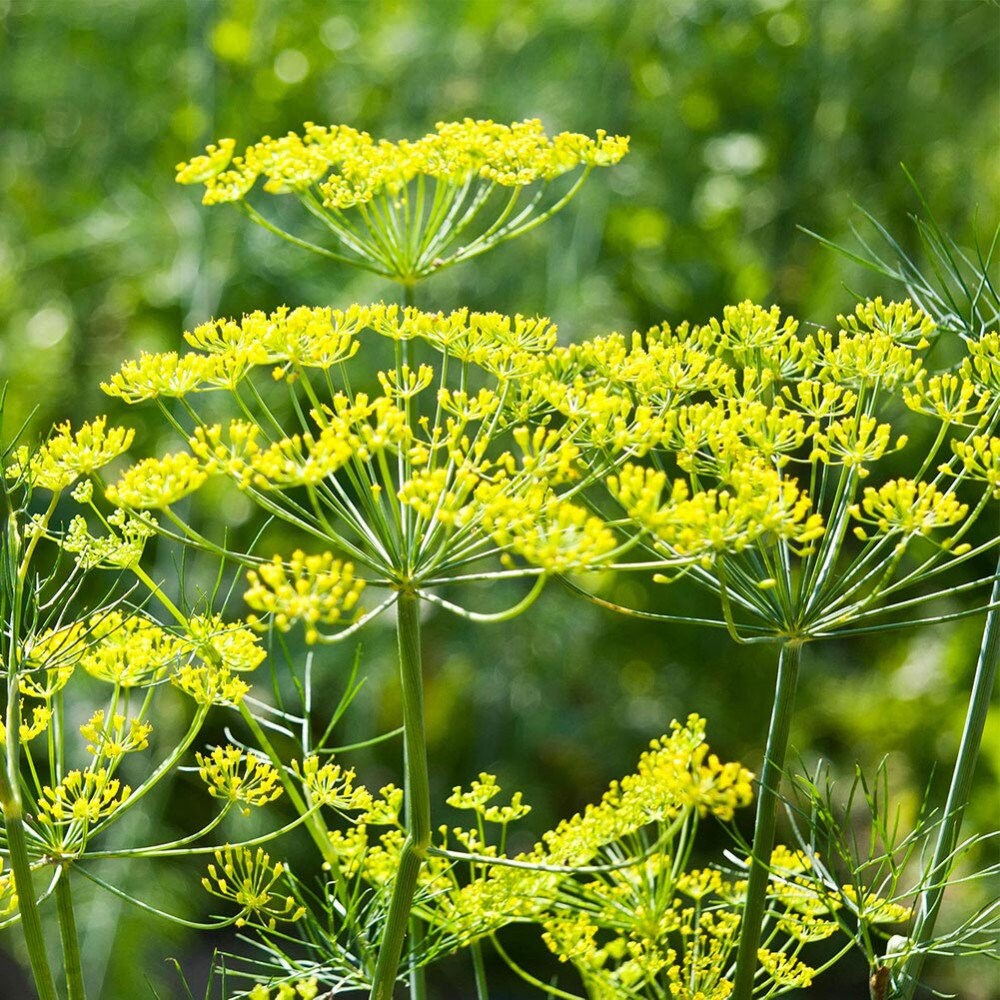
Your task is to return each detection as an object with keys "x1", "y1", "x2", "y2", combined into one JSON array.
[
  {"x1": 731, "y1": 640, "x2": 803, "y2": 1000},
  {"x1": 417, "y1": 573, "x2": 546, "y2": 623},
  {"x1": 56, "y1": 868, "x2": 86, "y2": 1000},
  {"x1": 896, "y1": 557, "x2": 1000, "y2": 999},
  {"x1": 369, "y1": 591, "x2": 429, "y2": 1000}
]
